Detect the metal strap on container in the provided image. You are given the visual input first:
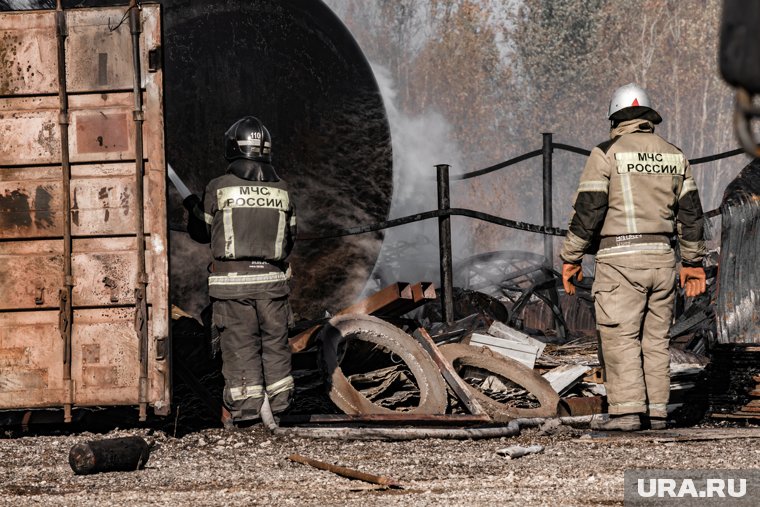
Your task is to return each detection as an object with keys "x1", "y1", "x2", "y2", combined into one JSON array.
[
  {"x1": 55, "y1": 1, "x2": 74, "y2": 424},
  {"x1": 128, "y1": 1, "x2": 150, "y2": 422}
]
